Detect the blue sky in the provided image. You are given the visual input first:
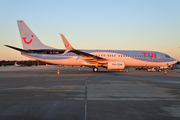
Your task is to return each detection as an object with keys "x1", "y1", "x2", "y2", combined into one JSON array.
[{"x1": 0, "y1": 0, "x2": 180, "y2": 60}]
